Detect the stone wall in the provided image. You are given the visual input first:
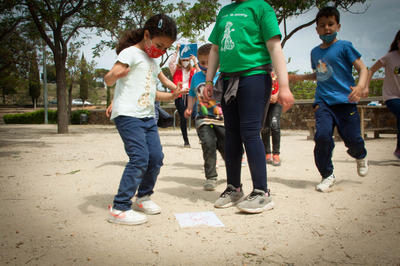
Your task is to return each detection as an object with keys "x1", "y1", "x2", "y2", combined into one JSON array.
[{"x1": 86, "y1": 97, "x2": 396, "y2": 131}]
